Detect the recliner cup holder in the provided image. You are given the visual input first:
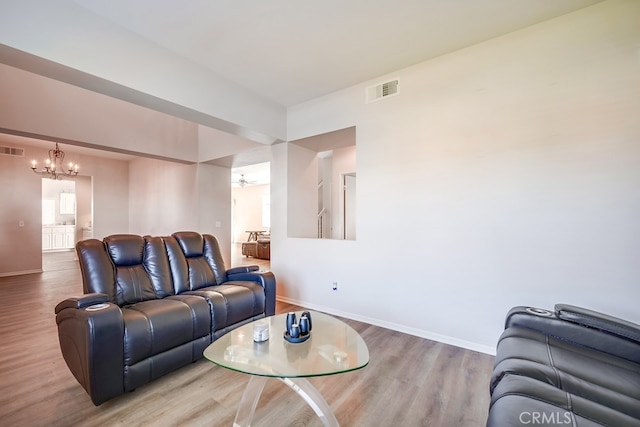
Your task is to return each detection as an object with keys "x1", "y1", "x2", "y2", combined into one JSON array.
[
  {"x1": 525, "y1": 307, "x2": 553, "y2": 317},
  {"x1": 85, "y1": 303, "x2": 109, "y2": 312}
]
